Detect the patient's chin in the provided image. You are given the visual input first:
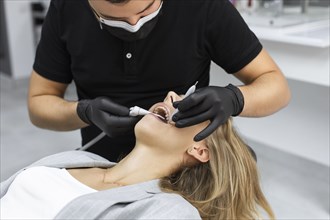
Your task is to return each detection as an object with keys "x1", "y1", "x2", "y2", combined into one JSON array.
[{"x1": 134, "y1": 116, "x2": 159, "y2": 142}]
